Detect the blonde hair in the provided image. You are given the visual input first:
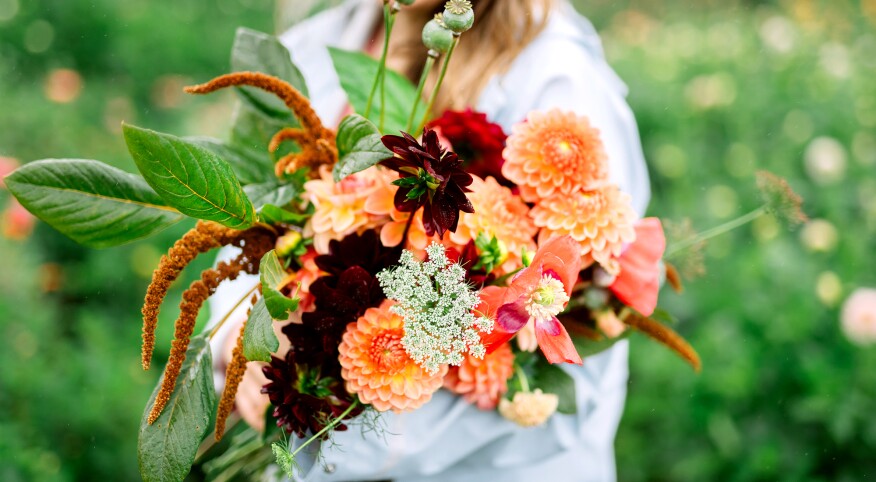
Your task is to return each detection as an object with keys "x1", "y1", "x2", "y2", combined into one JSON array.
[{"x1": 397, "y1": 0, "x2": 555, "y2": 114}]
